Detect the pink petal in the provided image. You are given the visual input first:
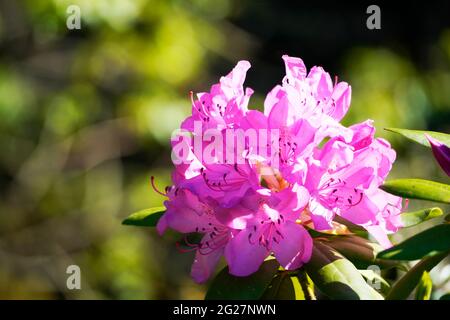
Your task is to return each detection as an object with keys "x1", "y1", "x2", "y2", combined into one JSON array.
[
  {"x1": 307, "y1": 66, "x2": 333, "y2": 99},
  {"x1": 156, "y1": 214, "x2": 168, "y2": 236},
  {"x1": 340, "y1": 194, "x2": 378, "y2": 225},
  {"x1": 267, "y1": 92, "x2": 291, "y2": 128},
  {"x1": 308, "y1": 198, "x2": 334, "y2": 230},
  {"x1": 224, "y1": 228, "x2": 269, "y2": 277},
  {"x1": 191, "y1": 240, "x2": 224, "y2": 283},
  {"x1": 348, "y1": 120, "x2": 375, "y2": 150},
  {"x1": 329, "y1": 82, "x2": 351, "y2": 121},
  {"x1": 220, "y1": 60, "x2": 251, "y2": 91},
  {"x1": 163, "y1": 190, "x2": 214, "y2": 233},
  {"x1": 313, "y1": 115, "x2": 354, "y2": 143},
  {"x1": 316, "y1": 139, "x2": 354, "y2": 171},
  {"x1": 366, "y1": 225, "x2": 393, "y2": 249},
  {"x1": 264, "y1": 85, "x2": 285, "y2": 117},
  {"x1": 272, "y1": 221, "x2": 313, "y2": 269},
  {"x1": 282, "y1": 55, "x2": 307, "y2": 80},
  {"x1": 292, "y1": 184, "x2": 310, "y2": 211},
  {"x1": 426, "y1": 134, "x2": 450, "y2": 176}
]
